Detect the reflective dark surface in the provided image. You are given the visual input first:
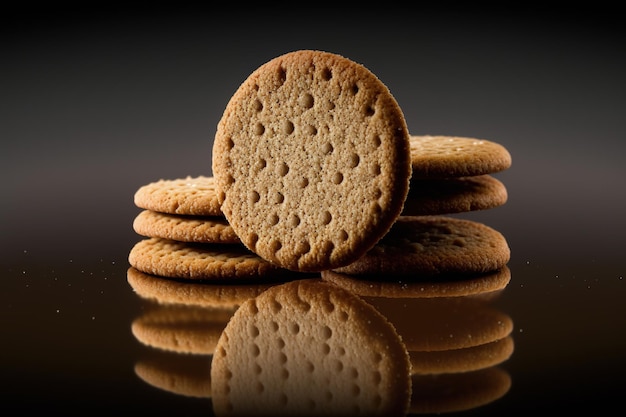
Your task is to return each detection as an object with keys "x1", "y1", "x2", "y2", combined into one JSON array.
[{"x1": 2, "y1": 6, "x2": 625, "y2": 415}]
